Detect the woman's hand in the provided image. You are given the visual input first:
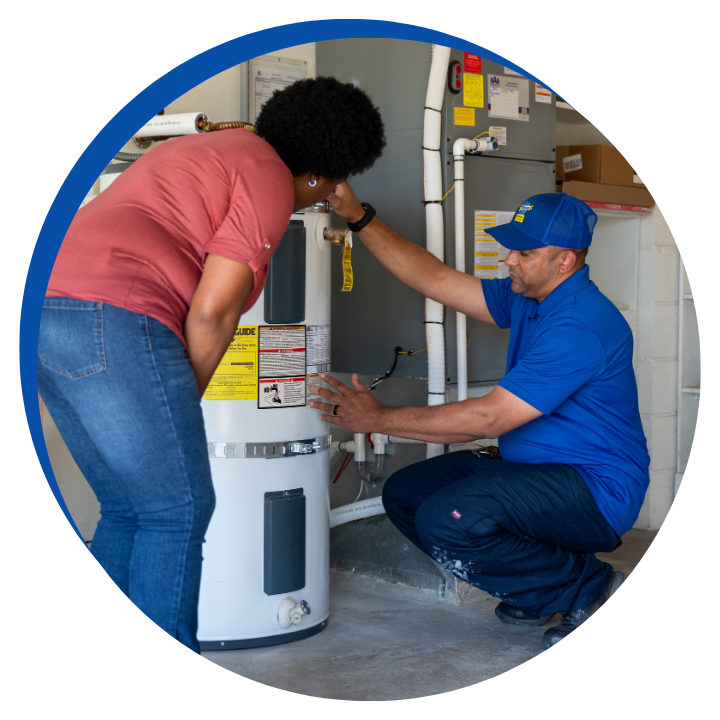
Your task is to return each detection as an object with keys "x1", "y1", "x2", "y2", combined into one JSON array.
[
  {"x1": 309, "y1": 373, "x2": 385, "y2": 433},
  {"x1": 326, "y1": 182, "x2": 365, "y2": 223}
]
